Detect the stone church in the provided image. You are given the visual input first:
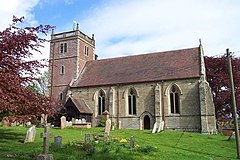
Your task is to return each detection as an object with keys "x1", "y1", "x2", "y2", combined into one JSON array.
[{"x1": 48, "y1": 25, "x2": 216, "y2": 133}]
